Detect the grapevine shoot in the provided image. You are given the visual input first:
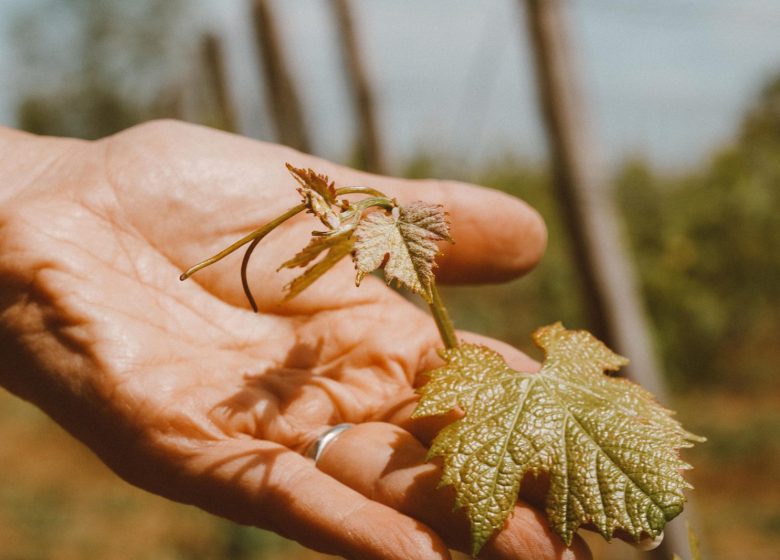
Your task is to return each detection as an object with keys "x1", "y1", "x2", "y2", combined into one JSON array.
[{"x1": 180, "y1": 165, "x2": 703, "y2": 555}]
